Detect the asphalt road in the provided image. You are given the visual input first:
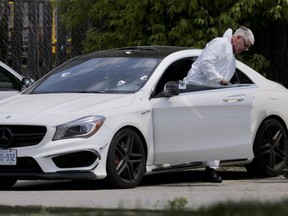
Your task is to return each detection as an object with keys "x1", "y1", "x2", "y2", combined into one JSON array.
[{"x1": 1, "y1": 168, "x2": 288, "y2": 210}]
